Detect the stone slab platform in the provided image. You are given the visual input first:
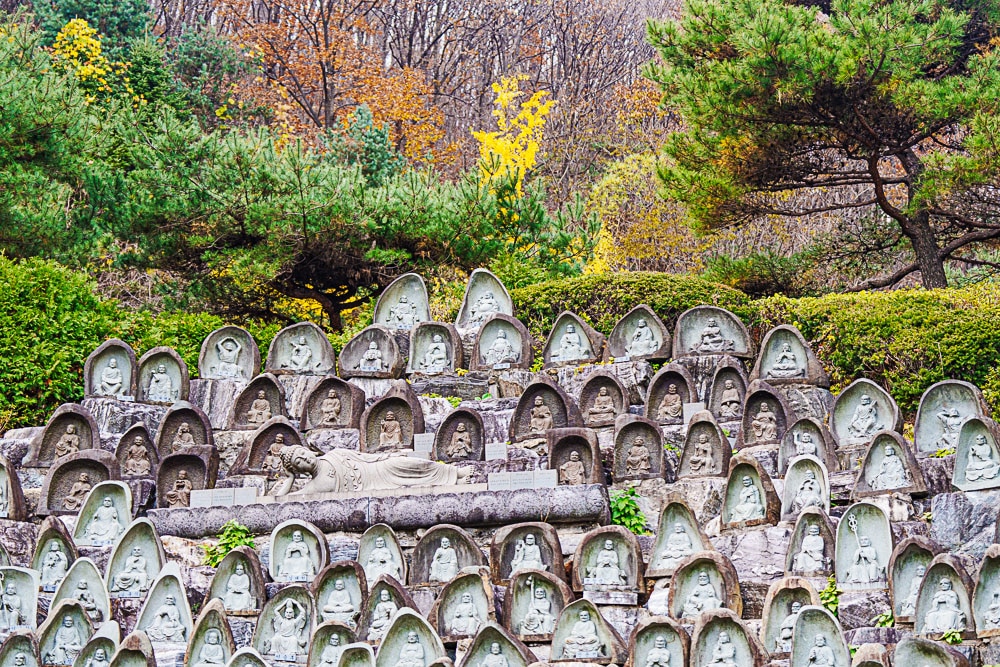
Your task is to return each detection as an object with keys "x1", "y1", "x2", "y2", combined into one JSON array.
[{"x1": 148, "y1": 483, "x2": 610, "y2": 538}]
